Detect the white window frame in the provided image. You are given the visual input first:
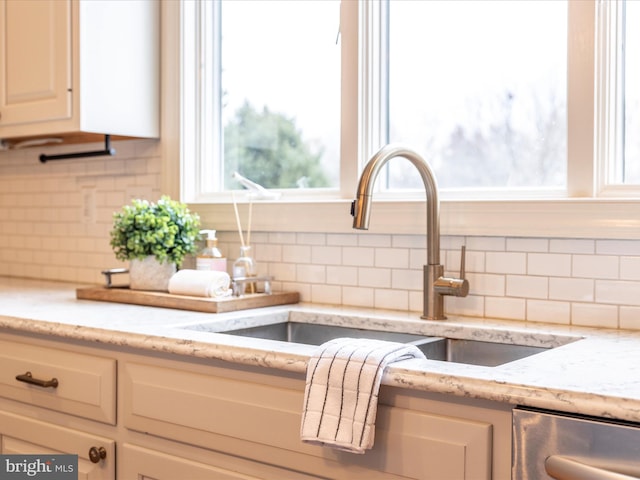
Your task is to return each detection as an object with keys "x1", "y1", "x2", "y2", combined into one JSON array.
[{"x1": 163, "y1": 0, "x2": 640, "y2": 240}]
